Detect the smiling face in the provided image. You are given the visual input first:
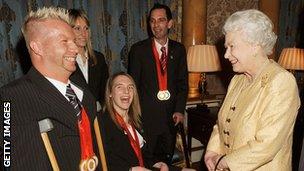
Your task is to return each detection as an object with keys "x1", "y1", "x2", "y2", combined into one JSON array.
[
  {"x1": 224, "y1": 31, "x2": 257, "y2": 74},
  {"x1": 110, "y1": 75, "x2": 135, "y2": 116},
  {"x1": 149, "y1": 8, "x2": 173, "y2": 44},
  {"x1": 31, "y1": 19, "x2": 78, "y2": 81},
  {"x1": 72, "y1": 17, "x2": 89, "y2": 48}
]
